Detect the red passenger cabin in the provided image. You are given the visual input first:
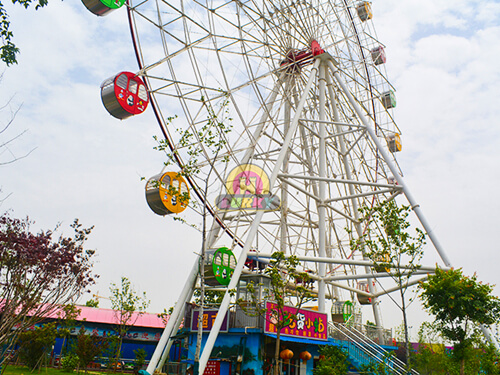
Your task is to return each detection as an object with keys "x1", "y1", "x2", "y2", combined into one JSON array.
[{"x1": 101, "y1": 72, "x2": 149, "y2": 120}]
